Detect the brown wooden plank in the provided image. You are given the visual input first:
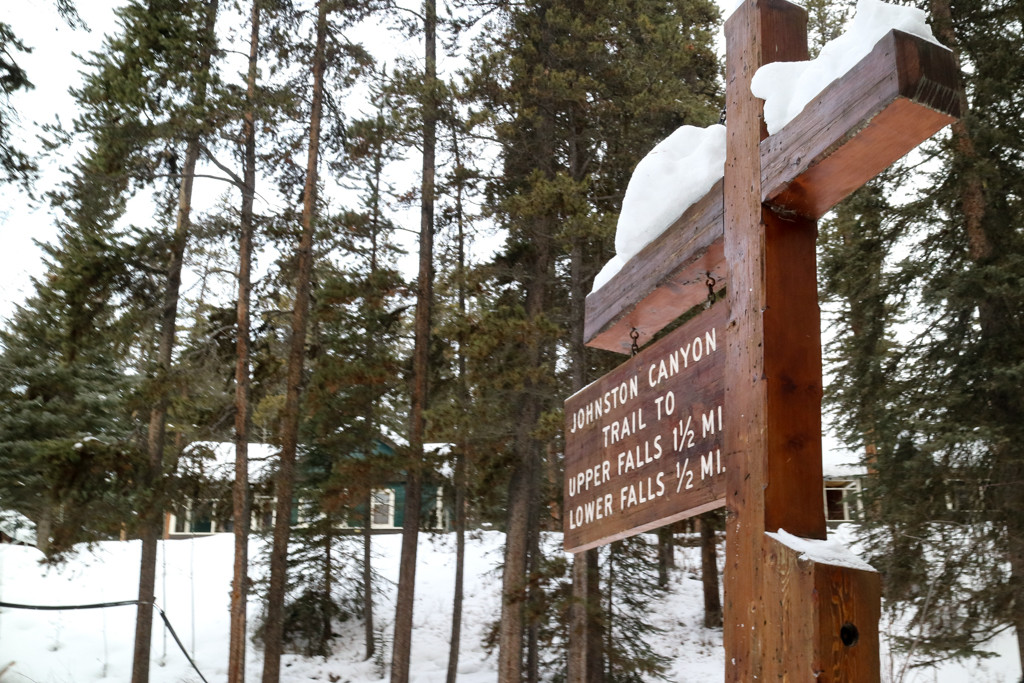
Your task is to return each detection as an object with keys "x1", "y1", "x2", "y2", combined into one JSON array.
[
  {"x1": 585, "y1": 28, "x2": 959, "y2": 354},
  {"x1": 762, "y1": 536, "x2": 882, "y2": 681},
  {"x1": 813, "y1": 560, "x2": 882, "y2": 681},
  {"x1": 583, "y1": 180, "x2": 725, "y2": 354},
  {"x1": 564, "y1": 302, "x2": 728, "y2": 553},
  {"x1": 762, "y1": 29, "x2": 960, "y2": 218},
  {"x1": 762, "y1": 210, "x2": 824, "y2": 539},
  {"x1": 721, "y1": 1, "x2": 809, "y2": 681}
]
